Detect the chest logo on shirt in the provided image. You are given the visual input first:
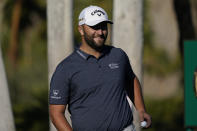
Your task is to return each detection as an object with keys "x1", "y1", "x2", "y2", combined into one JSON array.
[{"x1": 109, "y1": 63, "x2": 119, "y2": 69}]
